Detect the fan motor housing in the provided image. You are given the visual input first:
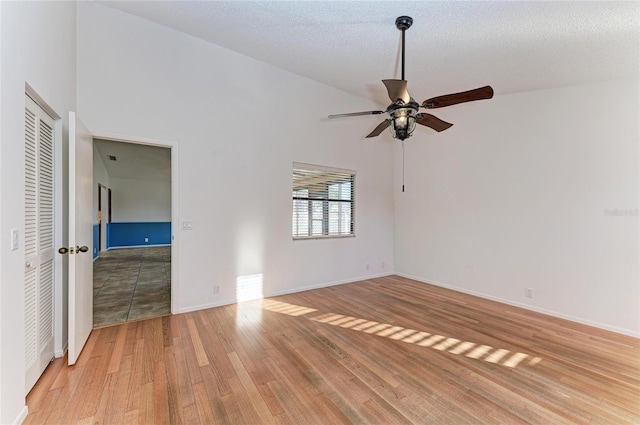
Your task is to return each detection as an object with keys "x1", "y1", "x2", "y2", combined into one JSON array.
[{"x1": 386, "y1": 99, "x2": 420, "y2": 114}]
